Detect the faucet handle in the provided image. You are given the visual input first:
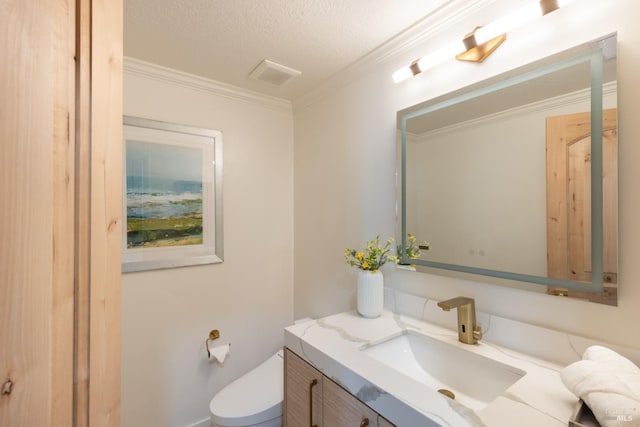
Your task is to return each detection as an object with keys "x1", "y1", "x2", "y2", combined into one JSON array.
[{"x1": 473, "y1": 325, "x2": 483, "y2": 342}]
